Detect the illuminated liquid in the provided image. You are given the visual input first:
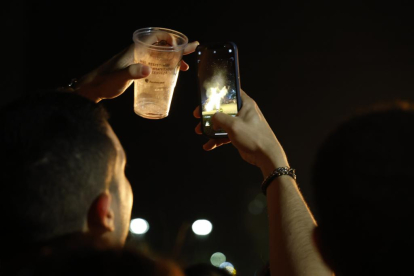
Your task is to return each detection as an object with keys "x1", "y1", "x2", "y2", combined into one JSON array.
[
  {"x1": 134, "y1": 77, "x2": 177, "y2": 119},
  {"x1": 133, "y1": 45, "x2": 182, "y2": 119}
]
